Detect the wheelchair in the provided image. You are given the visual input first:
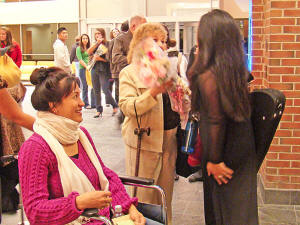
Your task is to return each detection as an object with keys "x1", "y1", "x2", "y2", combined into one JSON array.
[
  {"x1": 0, "y1": 154, "x2": 167, "y2": 225},
  {"x1": 82, "y1": 175, "x2": 168, "y2": 225}
]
